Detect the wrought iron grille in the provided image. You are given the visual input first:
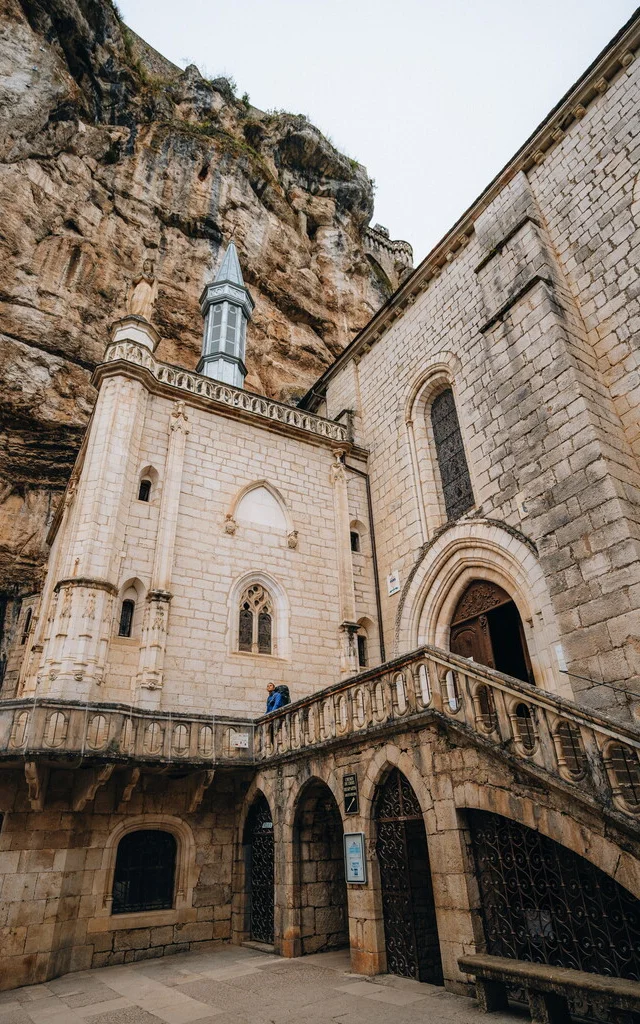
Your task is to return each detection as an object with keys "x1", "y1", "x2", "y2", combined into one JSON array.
[
  {"x1": 245, "y1": 795, "x2": 274, "y2": 944},
  {"x1": 430, "y1": 388, "x2": 474, "y2": 521},
  {"x1": 469, "y1": 810, "x2": 640, "y2": 980},
  {"x1": 112, "y1": 829, "x2": 176, "y2": 914},
  {"x1": 375, "y1": 769, "x2": 443, "y2": 984}
]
